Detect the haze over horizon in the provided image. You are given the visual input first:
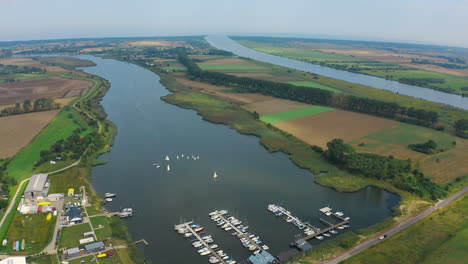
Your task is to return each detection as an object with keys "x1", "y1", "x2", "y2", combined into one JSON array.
[{"x1": 2, "y1": 0, "x2": 468, "y2": 48}]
